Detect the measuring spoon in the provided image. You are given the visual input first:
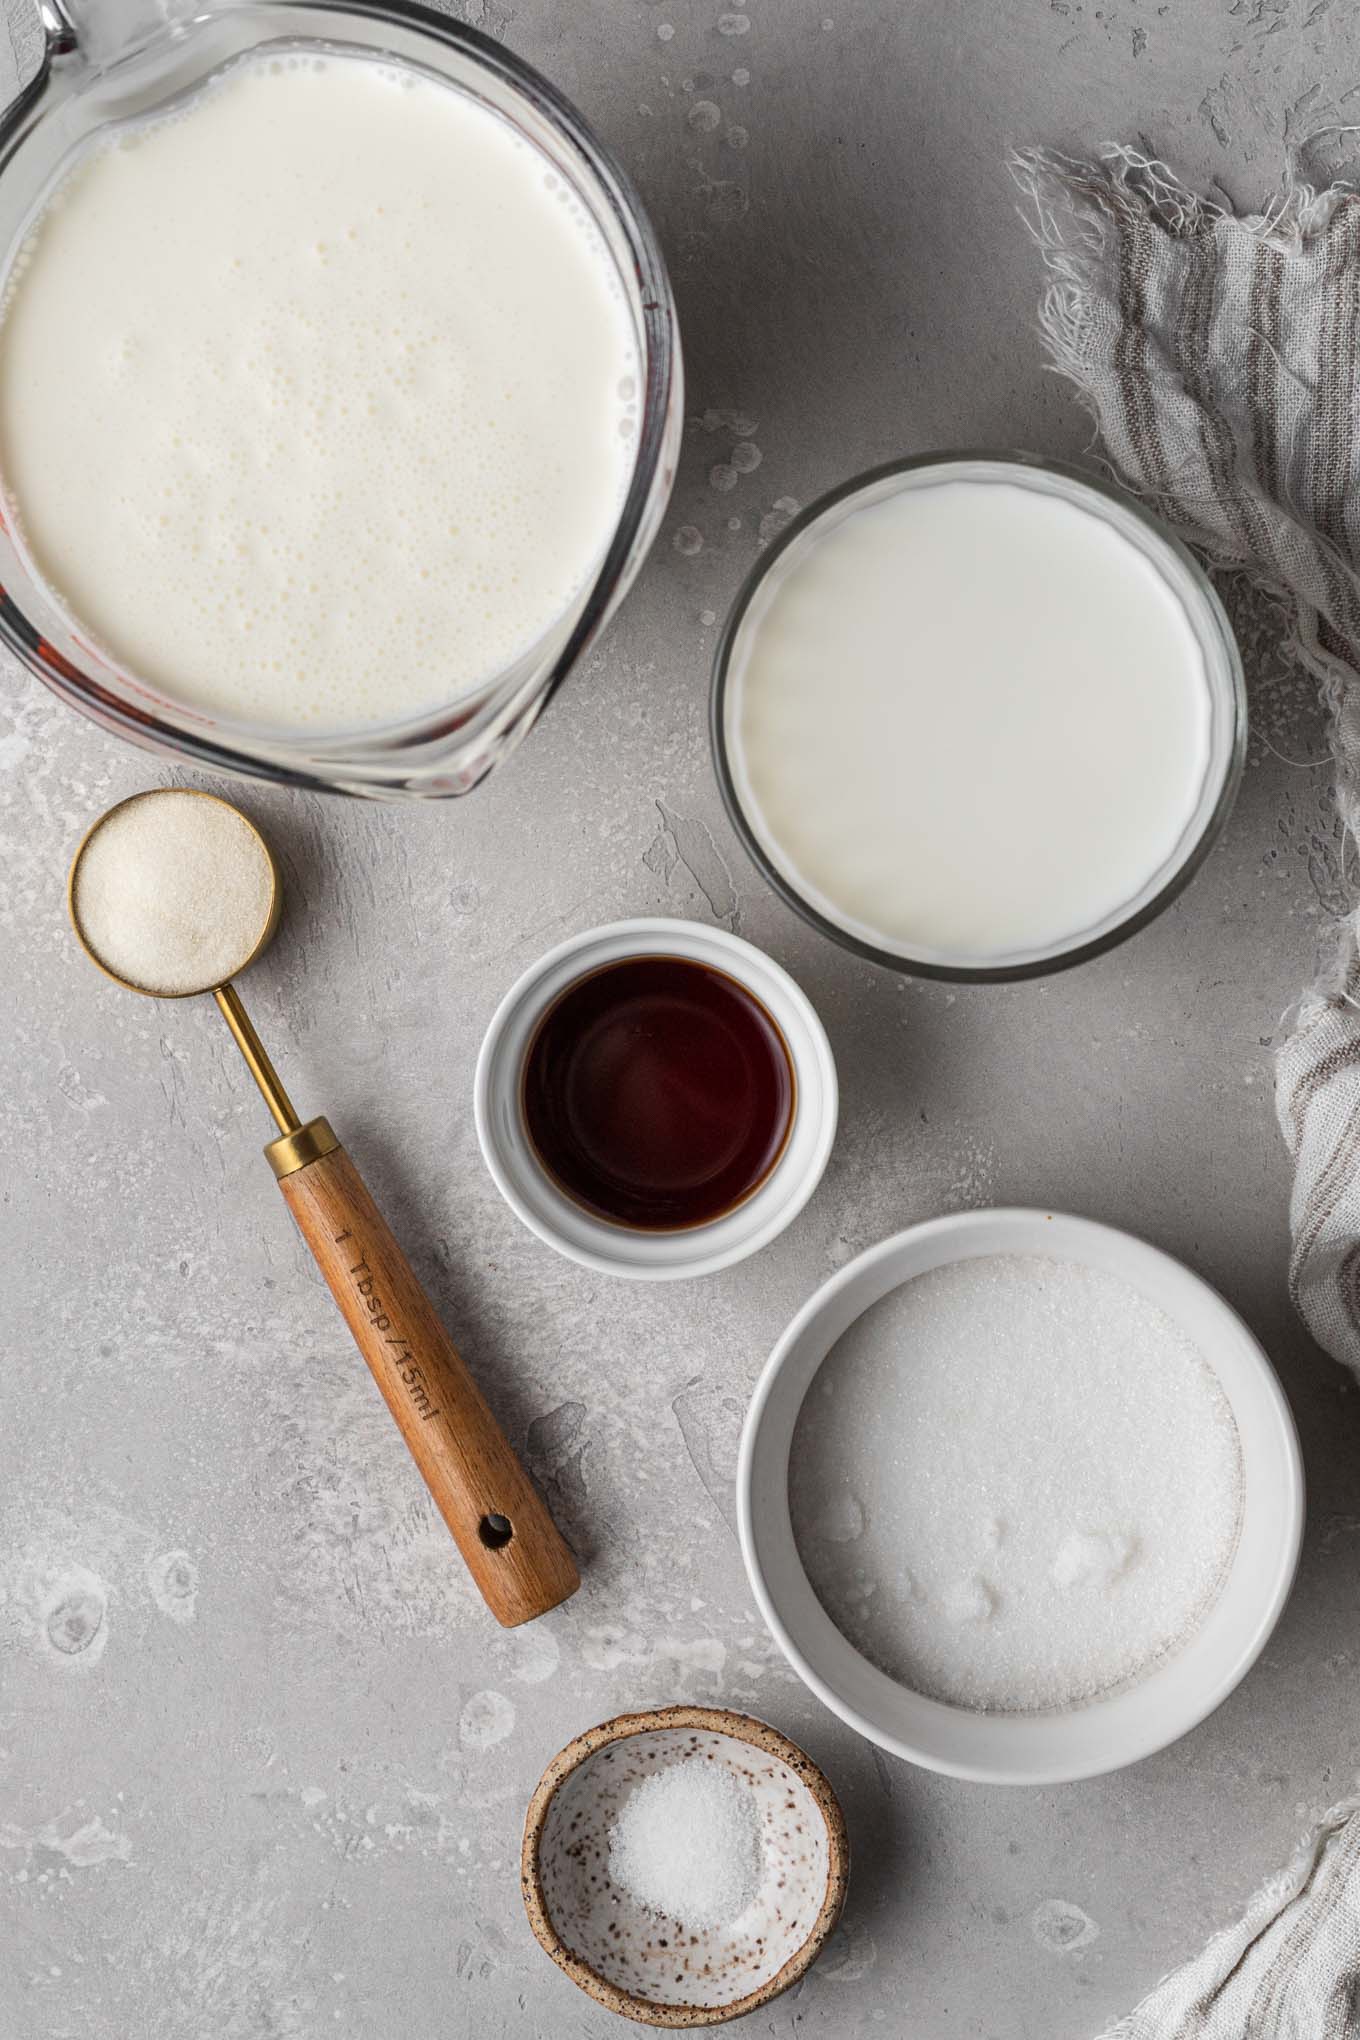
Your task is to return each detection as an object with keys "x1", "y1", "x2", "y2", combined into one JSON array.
[{"x1": 68, "y1": 787, "x2": 580, "y2": 1628}]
